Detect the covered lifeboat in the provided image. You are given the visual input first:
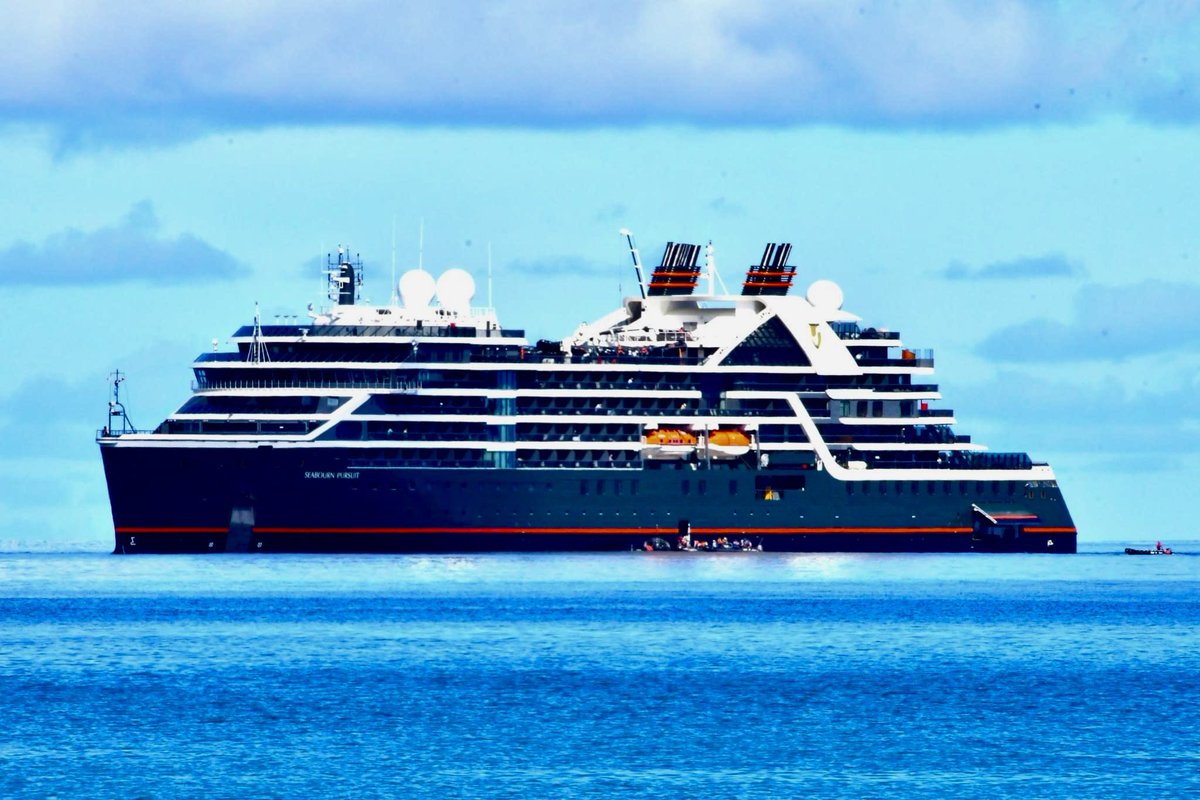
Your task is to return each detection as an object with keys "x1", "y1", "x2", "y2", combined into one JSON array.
[
  {"x1": 705, "y1": 429, "x2": 752, "y2": 459},
  {"x1": 642, "y1": 429, "x2": 698, "y2": 460}
]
